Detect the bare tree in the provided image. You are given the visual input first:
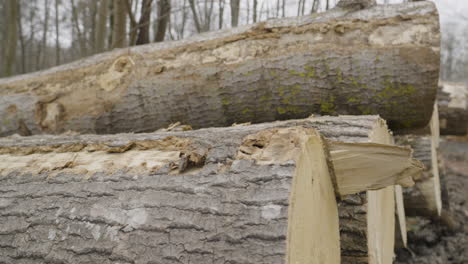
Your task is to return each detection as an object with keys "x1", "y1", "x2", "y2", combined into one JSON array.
[
  {"x1": 136, "y1": 0, "x2": 153, "y2": 45},
  {"x1": 230, "y1": 0, "x2": 240, "y2": 27},
  {"x1": 188, "y1": 0, "x2": 202, "y2": 32},
  {"x1": 55, "y1": 0, "x2": 60, "y2": 65},
  {"x1": 17, "y1": 1, "x2": 26, "y2": 73},
  {"x1": 71, "y1": 0, "x2": 86, "y2": 56},
  {"x1": 282, "y1": 0, "x2": 285, "y2": 17},
  {"x1": 38, "y1": 0, "x2": 50, "y2": 68},
  {"x1": 3, "y1": 0, "x2": 18, "y2": 77},
  {"x1": 219, "y1": 0, "x2": 225, "y2": 29},
  {"x1": 253, "y1": 0, "x2": 257, "y2": 22},
  {"x1": 125, "y1": 0, "x2": 138, "y2": 45},
  {"x1": 95, "y1": 0, "x2": 109, "y2": 53},
  {"x1": 155, "y1": 0, "x2": 170, "y2": 42},
  {"x1": 311, "y1": 0, "x2": 320, "y2": 14},
  {"x1": 112, "y1": 0, "x2": 127, "y2": 48}
]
